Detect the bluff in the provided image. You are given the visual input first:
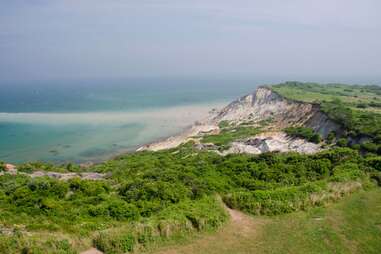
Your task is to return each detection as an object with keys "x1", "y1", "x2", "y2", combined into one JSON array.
[
  {"x1": 213, "y1": 86, "x2": 342, "y2": 138},
  {"x1": 139, "y1": 86, "x2": 343, "y2": 151}
]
